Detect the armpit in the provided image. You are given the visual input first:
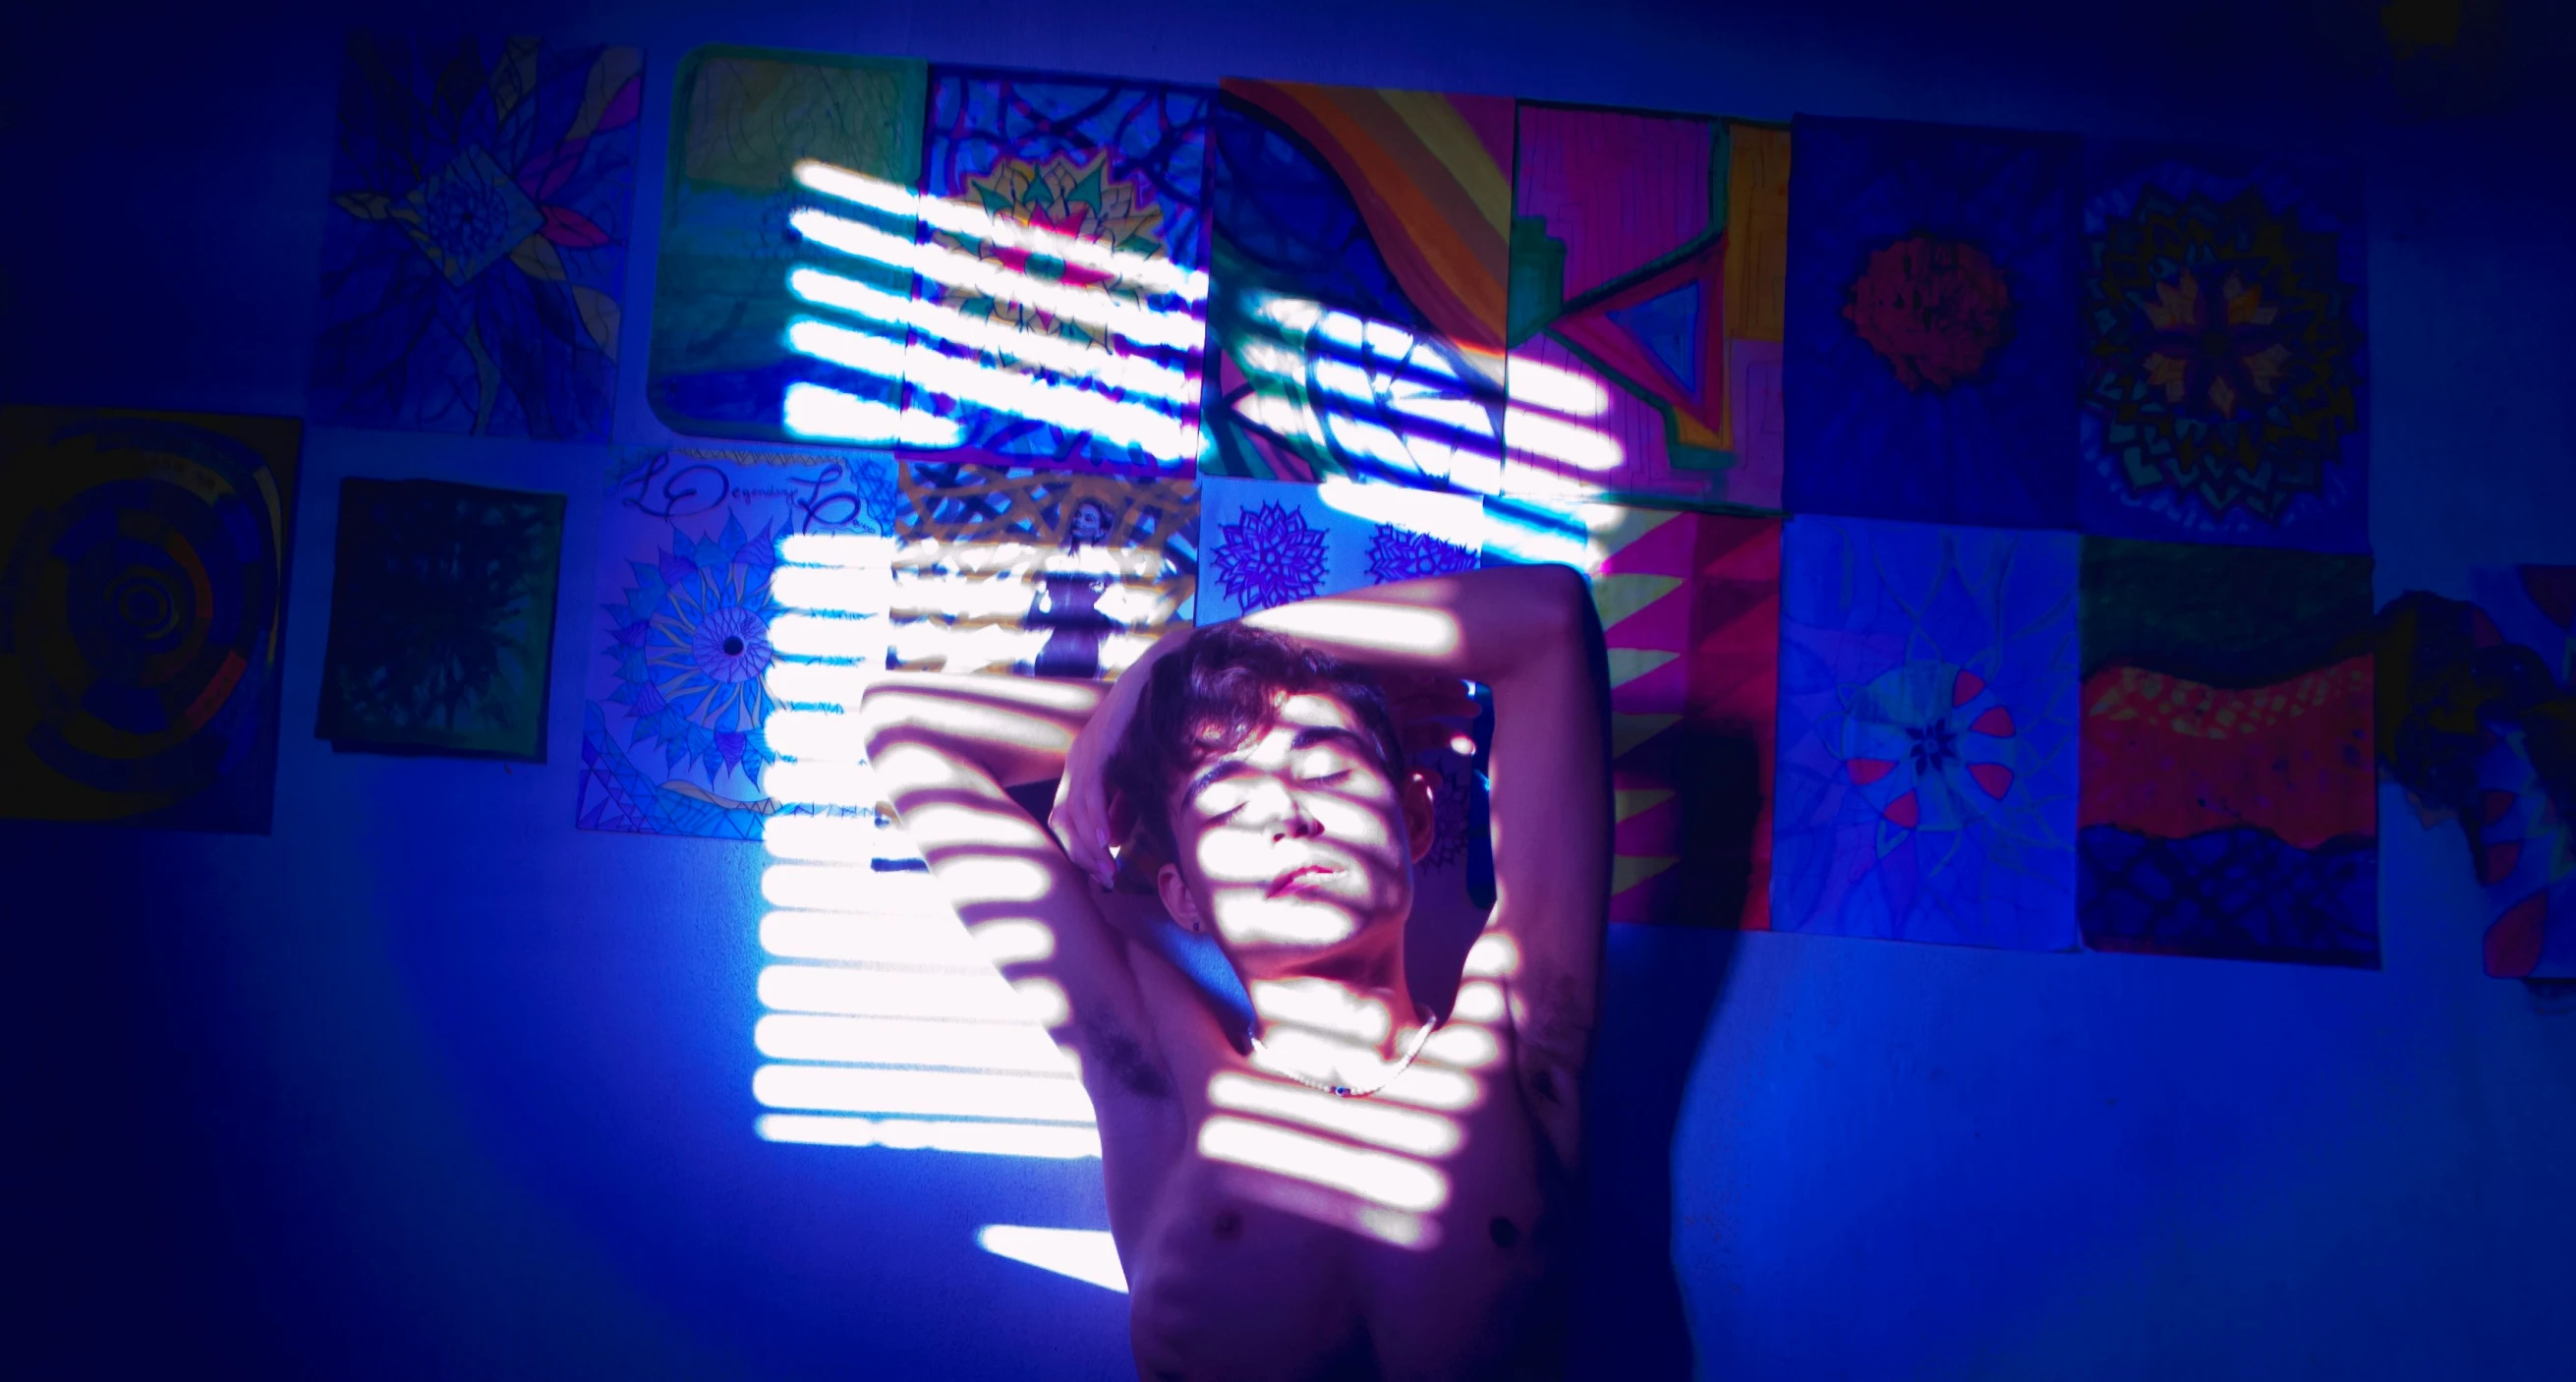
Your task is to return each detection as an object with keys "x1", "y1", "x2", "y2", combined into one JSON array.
[
  {"x1": 1083, "y1": 1010, "x2": 1174, "y2": 1101},
  {"x1": 1508, "y1": 981, "x2": 1595, "y2": 1108}
]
